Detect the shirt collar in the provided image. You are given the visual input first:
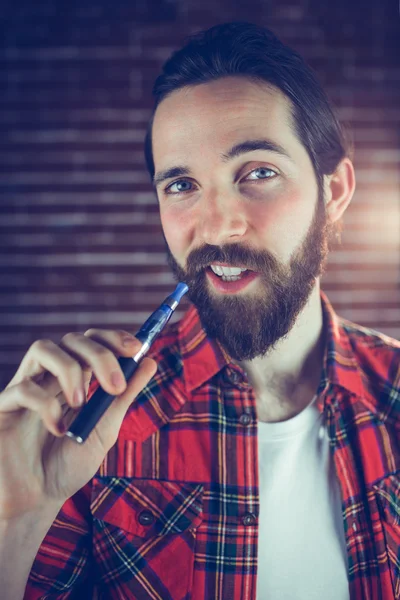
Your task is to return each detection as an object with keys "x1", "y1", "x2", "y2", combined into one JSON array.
[
  {"x1": 319, "y1": 290, "x2": 365, "y2": 400},
  {"x1": 179, "y1": 291, "x2": 365, "y2": 401},
  {"x1": 177, "y1": 303, "x2": 231, "y2": 392}
]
